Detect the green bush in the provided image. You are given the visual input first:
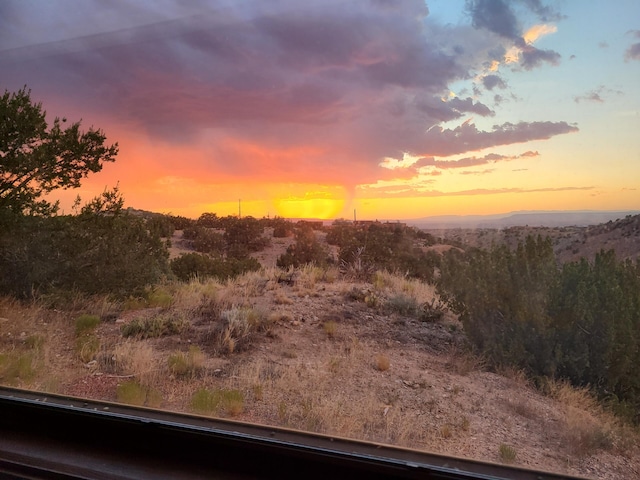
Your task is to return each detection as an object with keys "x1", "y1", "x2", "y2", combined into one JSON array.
[
  {"x1": 170, "y1": 253, "x2": 260, "y2": 282},
  {"x1": 191, "y1": 388, "x2": 244, "y2": 416},
  {"x1": 0, "y1": 212, "x2": 171, "y2": 298},
  {"x1": 116, "y1": 380, "x2": 162, "y2": 407},
  {"x1": 121, "y1": 313, "x2": 186, "y2": 339},
  {"x1": 75, "y1": 314, "x2": 100, "y2": 336},
  {"x1": 277, "y1": 226, "x2": 331, "y2": 268}
]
